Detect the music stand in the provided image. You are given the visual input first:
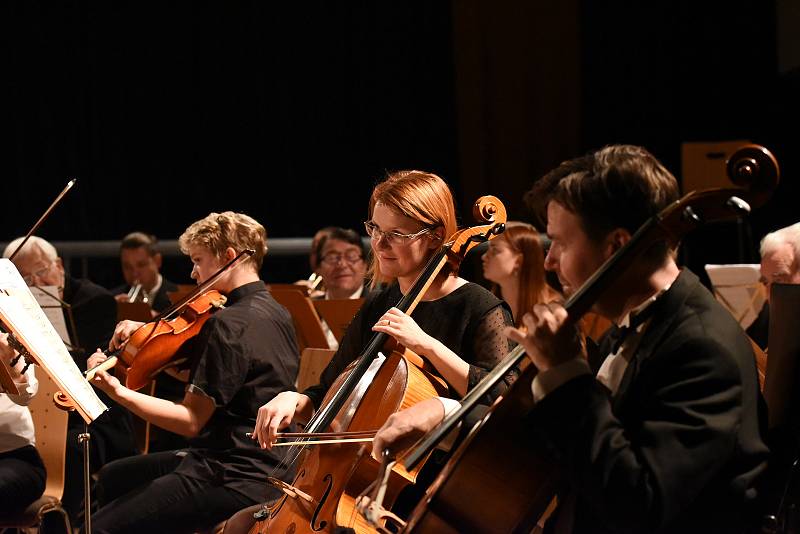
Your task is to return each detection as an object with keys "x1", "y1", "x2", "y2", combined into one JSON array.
[
  {"x1": 30, "y1": 286, "x2": 82, "y2": 354},
  {"x1": 313, "y1": 298, "x2": 364, "y2": 343},
  {"x1": 269, "y1": 288, "x2": 329, "y2": 351},
  {"x1": 704, "y1": 264, "x2": 765, "y2": 329},
  {"x1": 116, "y1": 301, "x2": 154, "y2": 322},
  {"x1": 0, "y1": 260, "x2": 107, "y2": 533}
]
